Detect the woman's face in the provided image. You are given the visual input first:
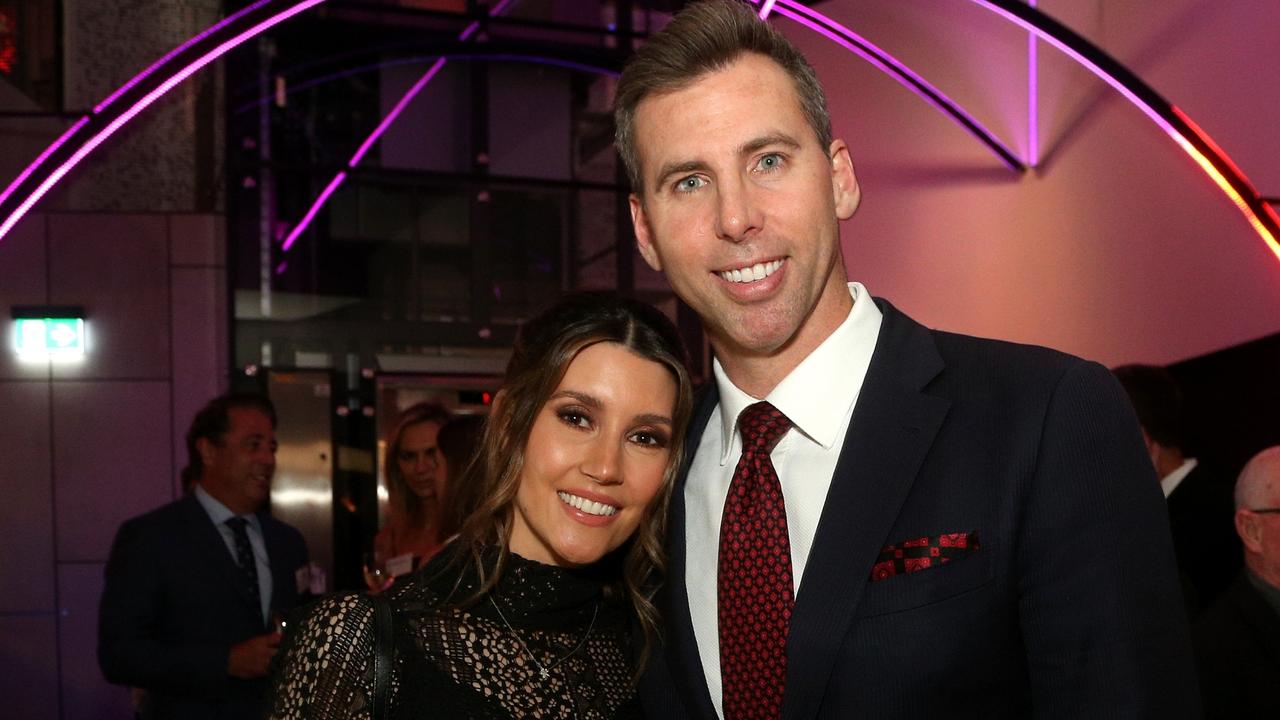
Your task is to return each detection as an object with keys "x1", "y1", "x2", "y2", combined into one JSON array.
[
  {"x1": 396, "y1": 420, "x2": 443, "y2": 502},
  {"x1": 509, "y1": 342, "x2": 677, "y2": 568}
]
